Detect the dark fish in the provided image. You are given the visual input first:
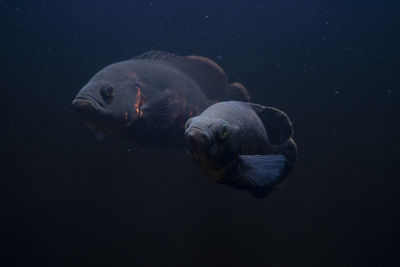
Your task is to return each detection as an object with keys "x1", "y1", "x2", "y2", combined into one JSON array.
[
  {"x1": 72, "y1": 51, "x2": 249, "y2": 147},
  {"x1": 184, "y1": 101, "x2": 297, "y2": 196}
]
